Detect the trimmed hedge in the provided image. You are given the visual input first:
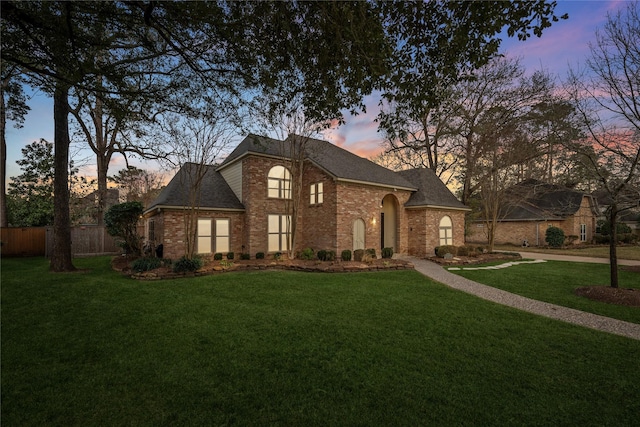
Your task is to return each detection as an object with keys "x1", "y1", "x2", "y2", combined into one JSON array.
[
  {"x1": 341, "y1": 250, "x2": 352, "y2": 261},
  {"x1": 436, "y1": 245, "x2": 458, "y2": 258},
  {"x1": 173, "y1": 256, "x2": 203, "y2": 273},
  {"x1": 545, "y1": 226, "x2": 565, "y2": 248},
  {"x1": 381, "y1": 247, "x2": 393, "y2": 259}
]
